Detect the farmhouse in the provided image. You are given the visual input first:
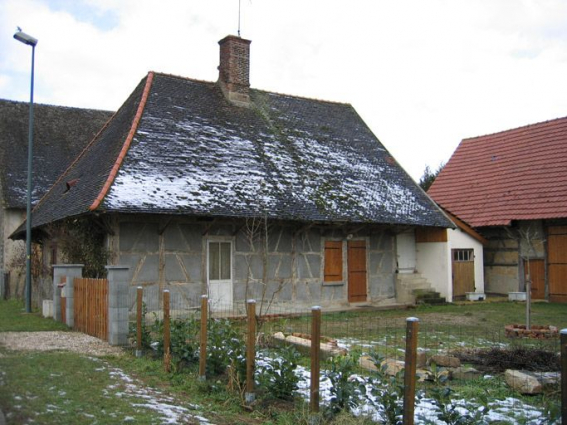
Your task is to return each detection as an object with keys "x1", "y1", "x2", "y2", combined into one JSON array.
[
  {"x1": 428, "y1": 116, "x2": 567, "y2": 302},
  {"x1": 15, "y1": 36, "x2": 452, "y2": 311},
  {"x1": 0, "y1": 99, "x2": 112, "y2": 302}
]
